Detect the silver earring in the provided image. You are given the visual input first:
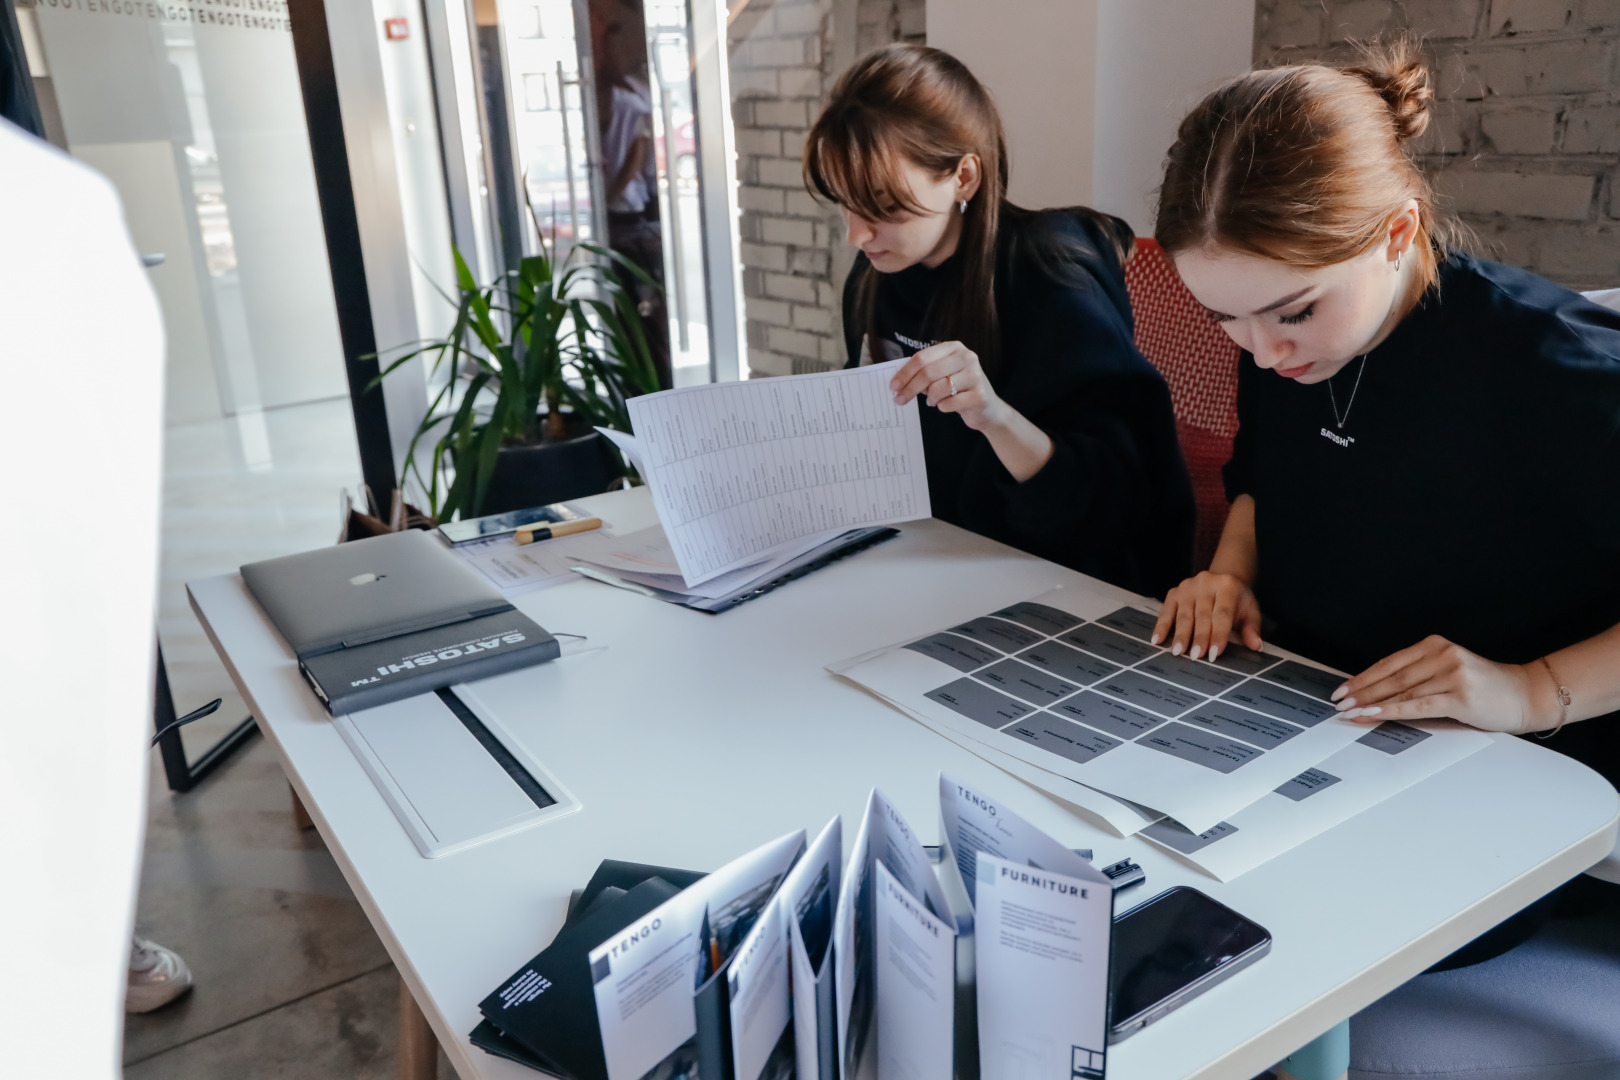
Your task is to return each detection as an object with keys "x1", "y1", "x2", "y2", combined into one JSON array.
[
  {"x1": 1395, "y1": 252, "x2": 1402, "y2": 272},
  {"x1": 959, "y1": 199, "x2": 968, "y2": 214}
]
